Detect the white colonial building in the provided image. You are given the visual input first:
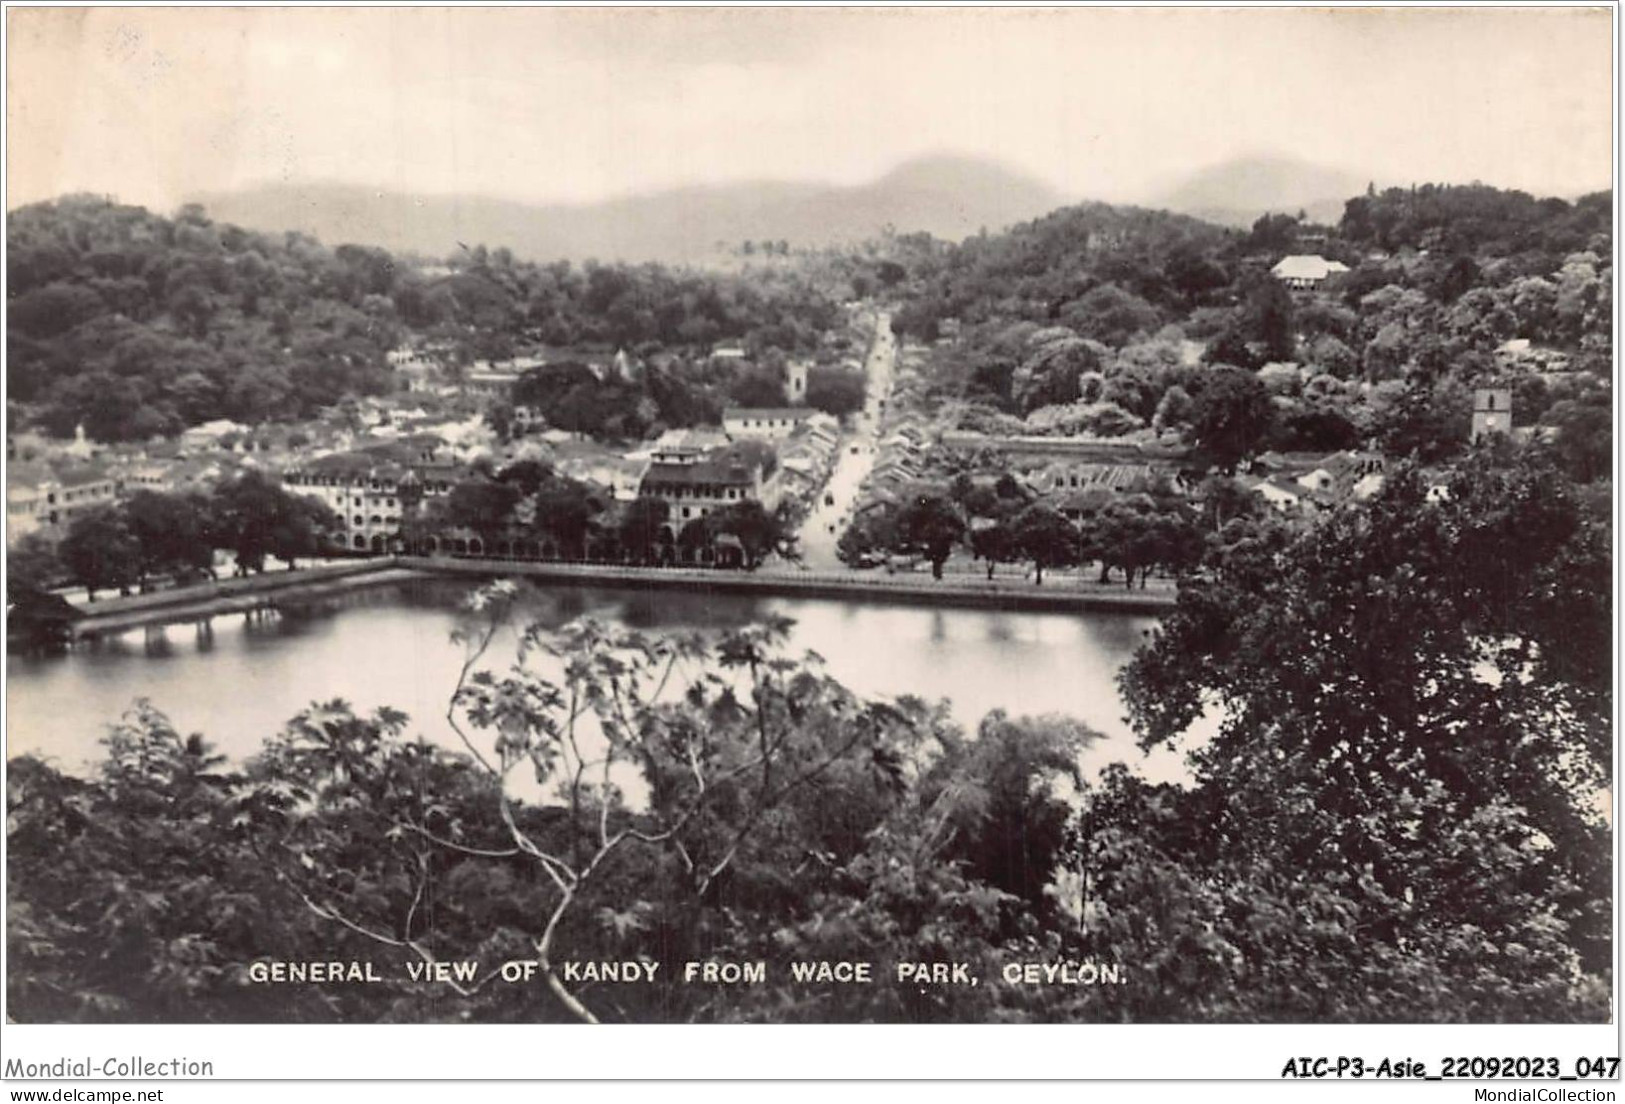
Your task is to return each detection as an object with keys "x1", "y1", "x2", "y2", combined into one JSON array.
[
  {"x1": 1270, "y1": 254, "x2": 1350, "y2": 290},
  {"x1": 282, "y1": 442, "x2": 458, "y2": 553},
  {"x1": 723, "y1": 406, "x2": 817, "y2": 440}
]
